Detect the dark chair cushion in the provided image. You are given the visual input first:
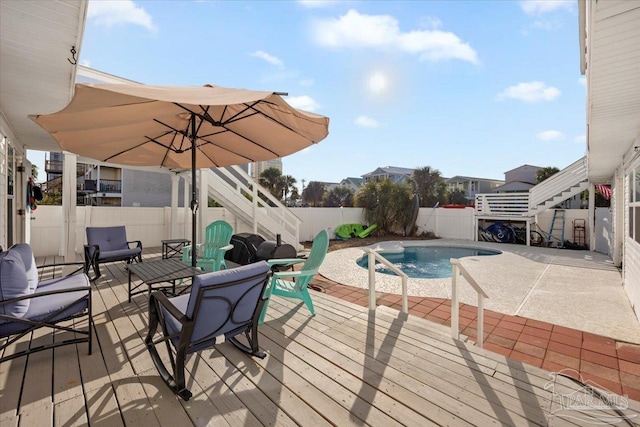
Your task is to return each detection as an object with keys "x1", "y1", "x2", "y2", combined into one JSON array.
[
  {"x1": 0, "y1": 249, "x2": 30, "y2": 319},
  {"x1": 0, "y1": 273, "x2": 90, "y2": 337},
  {"x1": 160, "y1": 294, "x2": 189, "y2": 347},
  {"x1": 98, "y1": 247, "x2": 142, "y2": 262},
  {"x1": 86, "y1": 226, "x2": 128, "y2": 252}
]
